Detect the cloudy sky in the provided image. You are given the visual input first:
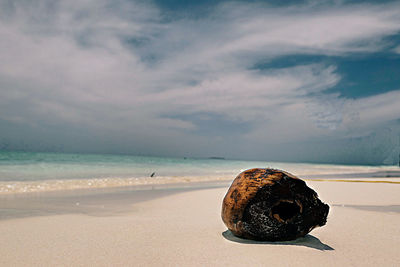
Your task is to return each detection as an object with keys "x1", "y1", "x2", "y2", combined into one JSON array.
[{"x1": 1, "y1": 0, "x2": 400, "y2": 165}]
